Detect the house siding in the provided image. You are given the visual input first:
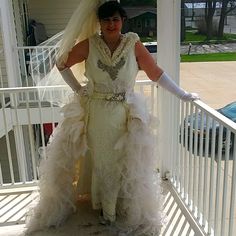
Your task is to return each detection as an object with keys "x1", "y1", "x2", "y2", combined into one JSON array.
[
  {"x1": 0, "y1": 30, "x2": 8, "y2": 88},
  {"x1": 27, "y1": 0, "x2": 79, "y2": 37}
]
